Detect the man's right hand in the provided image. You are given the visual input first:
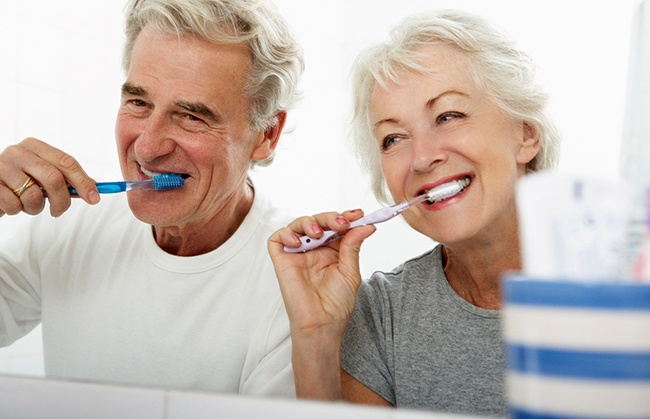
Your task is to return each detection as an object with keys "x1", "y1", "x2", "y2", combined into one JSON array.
[{"x1": 0, "y1": 137, "x2": 100, "y2": 218}]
